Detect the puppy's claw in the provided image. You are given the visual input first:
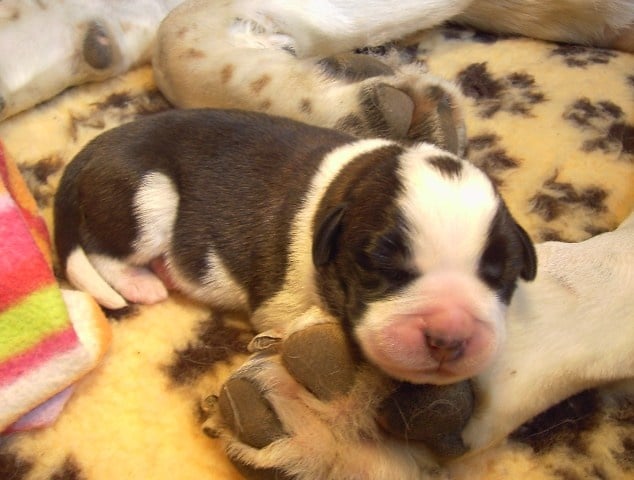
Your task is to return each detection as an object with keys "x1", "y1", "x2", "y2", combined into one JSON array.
[
  {"x1": 201, "y1": 394, "x2": 219, "y2": 415},
  {"x1": 218, "y1": 377, "x2": 287, "y2": 449},
  {"x1": 248, "y1": 333, "x2": 283, "y2": 353},
  {"x1": 282, "y1": 323, "x2": 357, "y2": 401},
  {"x1": 201, "y1": 419, "x2": 221, "y2": 439}
]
